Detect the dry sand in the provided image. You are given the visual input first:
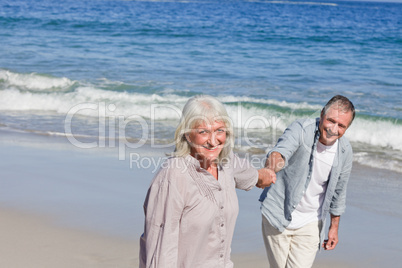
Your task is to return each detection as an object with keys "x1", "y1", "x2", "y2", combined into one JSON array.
[{"x1": 0, "y1": 208, "x2": 138, "y2": 268}]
